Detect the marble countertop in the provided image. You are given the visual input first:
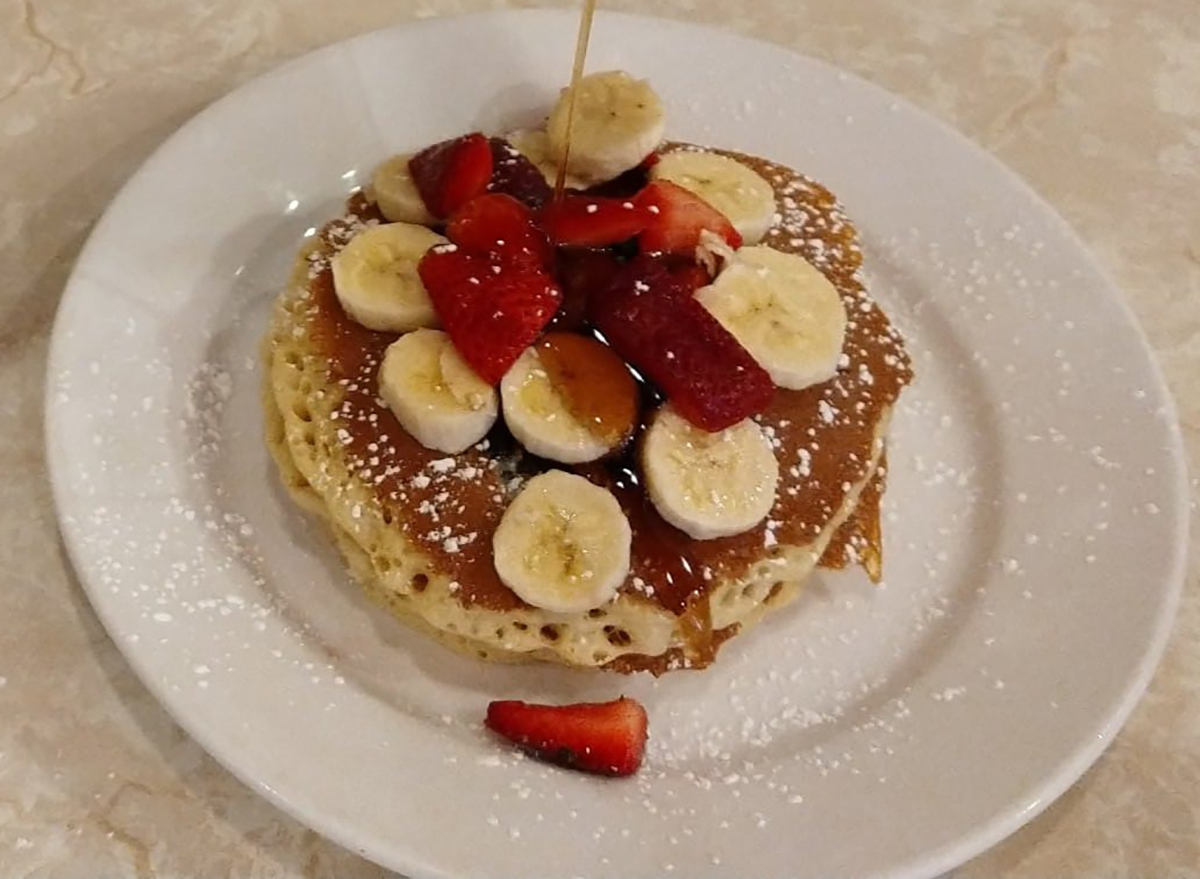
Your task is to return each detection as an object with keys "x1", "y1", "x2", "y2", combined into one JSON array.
[{"x1": 2, "y1": 0, "x2": 1196, "y2": 875}]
